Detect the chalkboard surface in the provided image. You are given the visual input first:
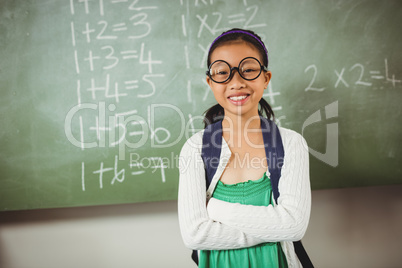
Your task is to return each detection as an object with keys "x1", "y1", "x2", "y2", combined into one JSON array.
[{"x1": 1, "y1": 0, "x2": 401, "y2": 211}]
